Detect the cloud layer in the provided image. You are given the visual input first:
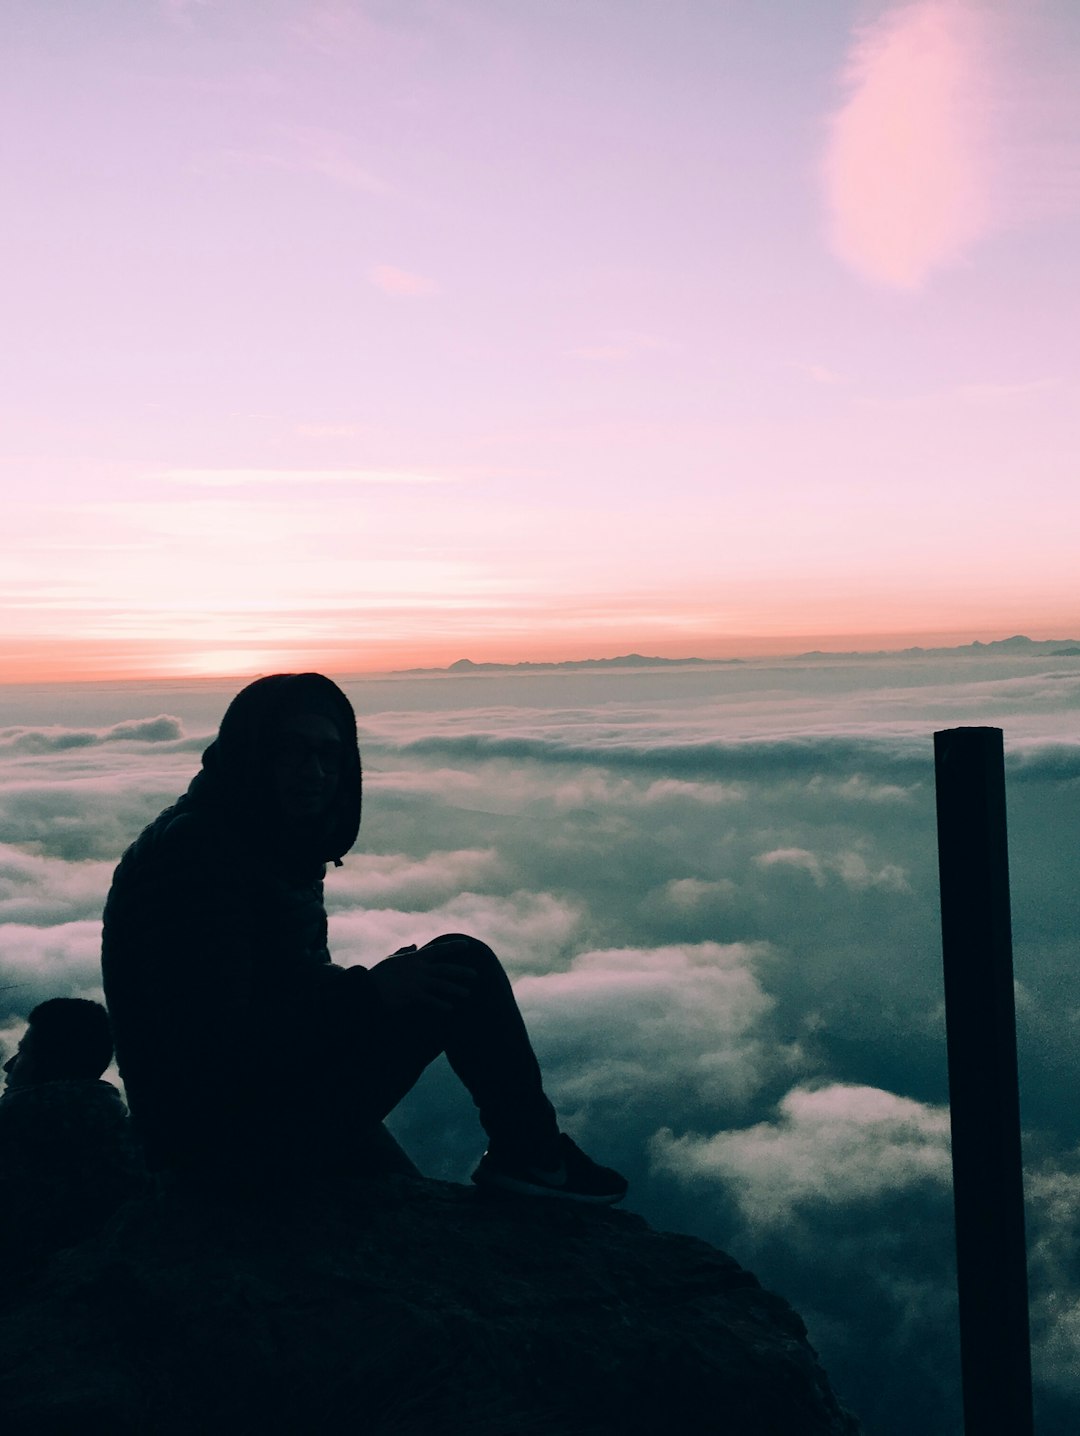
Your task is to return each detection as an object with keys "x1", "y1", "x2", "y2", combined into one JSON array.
[{"x1": 2, "y1": 655, "x2": 1079, "y2": 1433}]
